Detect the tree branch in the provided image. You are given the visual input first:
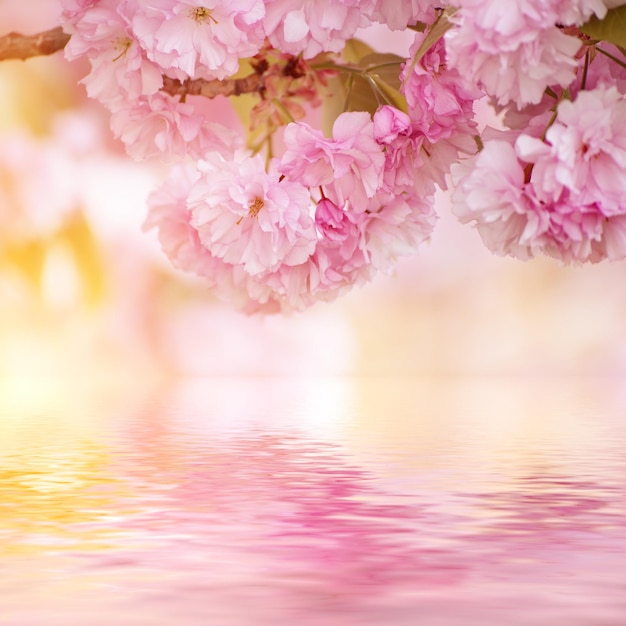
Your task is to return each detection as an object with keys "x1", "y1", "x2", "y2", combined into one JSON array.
[
  {"x1": 0, "y1": 26, "x2": 278, "y2": 103},
  {"x1": 161, "y1": 73, "x2": 265, "y2": 100},
  {"x1": 0, "y1": 26, "x2": 70, "y2": 61}
]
